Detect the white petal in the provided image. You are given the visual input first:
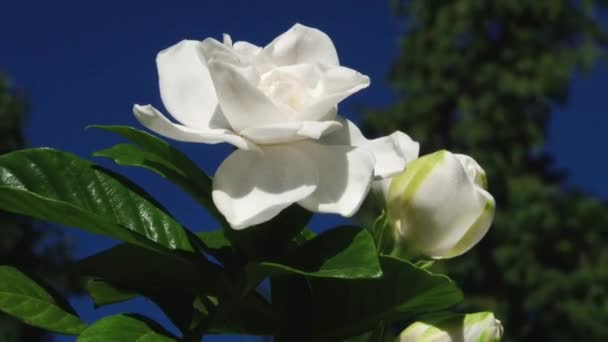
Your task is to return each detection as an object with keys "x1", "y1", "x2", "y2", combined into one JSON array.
[
  {"x1": 297, "y1": 67, "x2": 370, "y2": 121},
  {"x1": 233, "y1": 41, "x2": 262, "y2": 57},
  {"x1": 372, "y1": 178, "x2": 392, "y2": 200},
  {"x1": 264, "y1": 23, "x2": 339, "y2": 66},
  {"x1": 200, "y1": 38, "x2": 261, "y2": 85},
  {"x1": 240, "y1": 121, "x2": 342, "y2": 144},
  {"x1": 262, "y1": 64, "x2": 323, "y2": 88},
  {"x1": 365, "y1": 132, "x2": 420, "y2": 178},
  {"x1": 212, "y1": 145, "x2": 319, "y2": 229},
  {"x1": 317, "y1": 66, "x2": 370, "y2": 95},
  {"x1": 233, "y1": 41, "x2": 275, "y2": 74},
  {"x1": 207, "y1": 60, "x2": 286, "y2": 132},
  {"x1": 296, "y1": 142, "x2": 375, "y2": 216},
  {"x1": 133, "y1": 104, "x2": 258, "y2": 151},
  {"x1": 222, "y1": 33, "x2": 232, "y2": 46},
  {"x1": 455, "y1": 154, "x2": 488, "y2": 189},
  {"x1": 320, "y1": 115, "x2": 366, "y2": 145},
  {"x1": 199, "y1": 38, "x2": 241, "y2": 65},
  {"x1": 157, "y1": 40, "x2": 226, "y2": 130},
  {"x1": 323, "y1": 117, "x2": 420, "y2": 178},
  {"x1": 442, "y1": 186, "x2": 495, "y2": 258}
]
